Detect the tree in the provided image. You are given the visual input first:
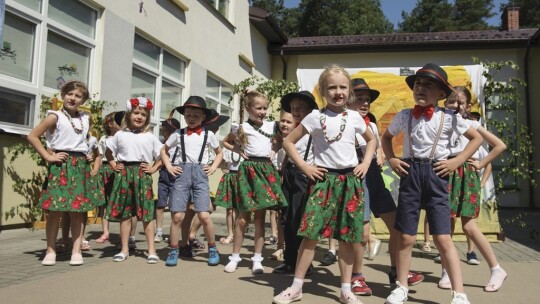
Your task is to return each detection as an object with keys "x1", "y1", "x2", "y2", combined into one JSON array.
[
  {"x1": 249, "y1": 0, "x2": 302, "y2": 37},
  {"x1": 399, "y1": 0, "x2": 495, "y2": 32},
  {"x1": 499, "y1": 1, "x2": 540, "y2": 28}
]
